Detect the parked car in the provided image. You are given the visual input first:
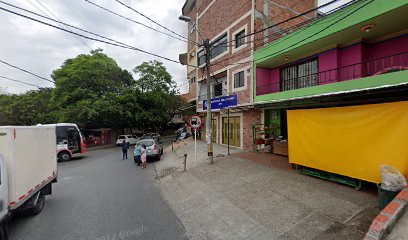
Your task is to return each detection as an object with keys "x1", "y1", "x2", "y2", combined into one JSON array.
[
  {"x1": 137, "y1": 138, "x2": 163, "y2": 161},
  {"x1": 176, "y1": 132, "x2": 191, "y2": 141},
  {"x1": 116, "y1": 135, "x2": 138, "y2": 146},
  {"x1": 141, "y1": 133, "x2": 160, "y2": 142}
]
